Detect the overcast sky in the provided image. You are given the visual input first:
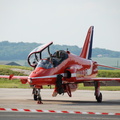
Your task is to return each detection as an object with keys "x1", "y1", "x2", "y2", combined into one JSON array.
[{"x1": 0, "y1": 0, "x2": 120, "y2": 51}]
